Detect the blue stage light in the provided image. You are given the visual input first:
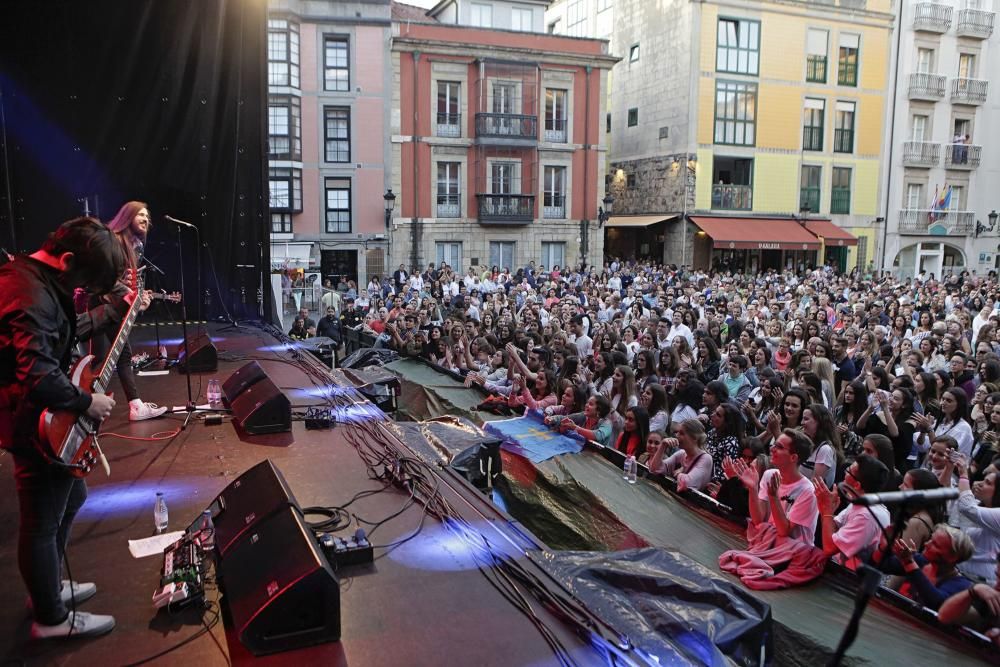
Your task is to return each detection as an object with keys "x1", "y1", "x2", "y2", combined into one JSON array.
[
  {"x1": 78, "y1": 477, "x2": 209, "y2": 523},
  {"x1": 388, "y1": 519, "x2": 524, "y2": 572}
]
